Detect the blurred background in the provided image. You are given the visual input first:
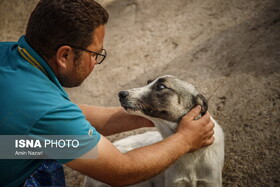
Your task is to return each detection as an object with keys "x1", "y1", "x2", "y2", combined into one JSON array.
[{"x1": 1, "y1": 0, "x2": 279, "y2": 186}]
